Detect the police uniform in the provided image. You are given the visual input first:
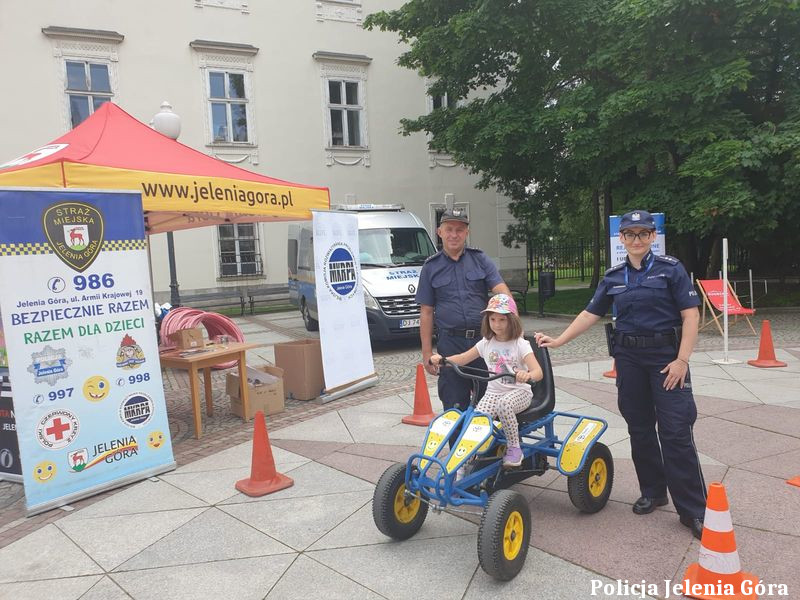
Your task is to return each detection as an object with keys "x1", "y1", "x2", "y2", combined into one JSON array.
[
  {"x1": 586, "y1": 217, "x2": 707, "y2": 524},
  {"x1": 416, "y1": 246, "x2": 503, "y2": 410}
]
